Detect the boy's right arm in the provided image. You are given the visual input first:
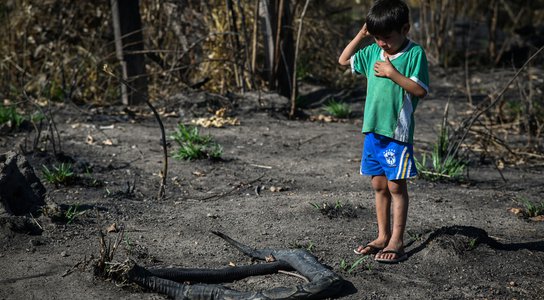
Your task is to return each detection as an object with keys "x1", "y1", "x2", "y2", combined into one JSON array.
[{"x1": 338, "y1": 24, "x2": 369, "y2": 66}]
